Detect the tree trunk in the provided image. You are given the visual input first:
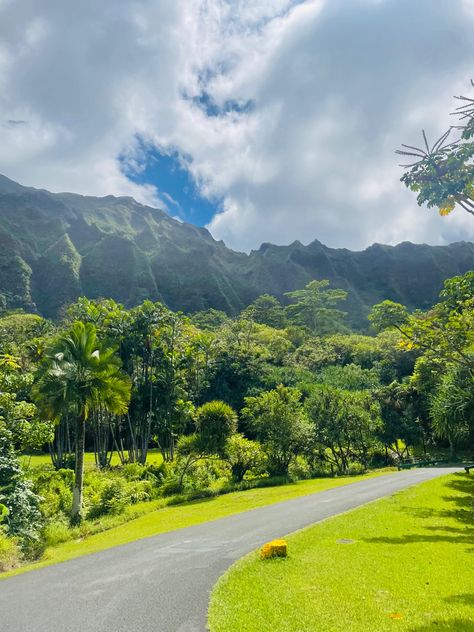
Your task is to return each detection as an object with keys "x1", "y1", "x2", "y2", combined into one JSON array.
[{"x1": 71, "y1": 413, "x2": 85, "y2": 523}]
